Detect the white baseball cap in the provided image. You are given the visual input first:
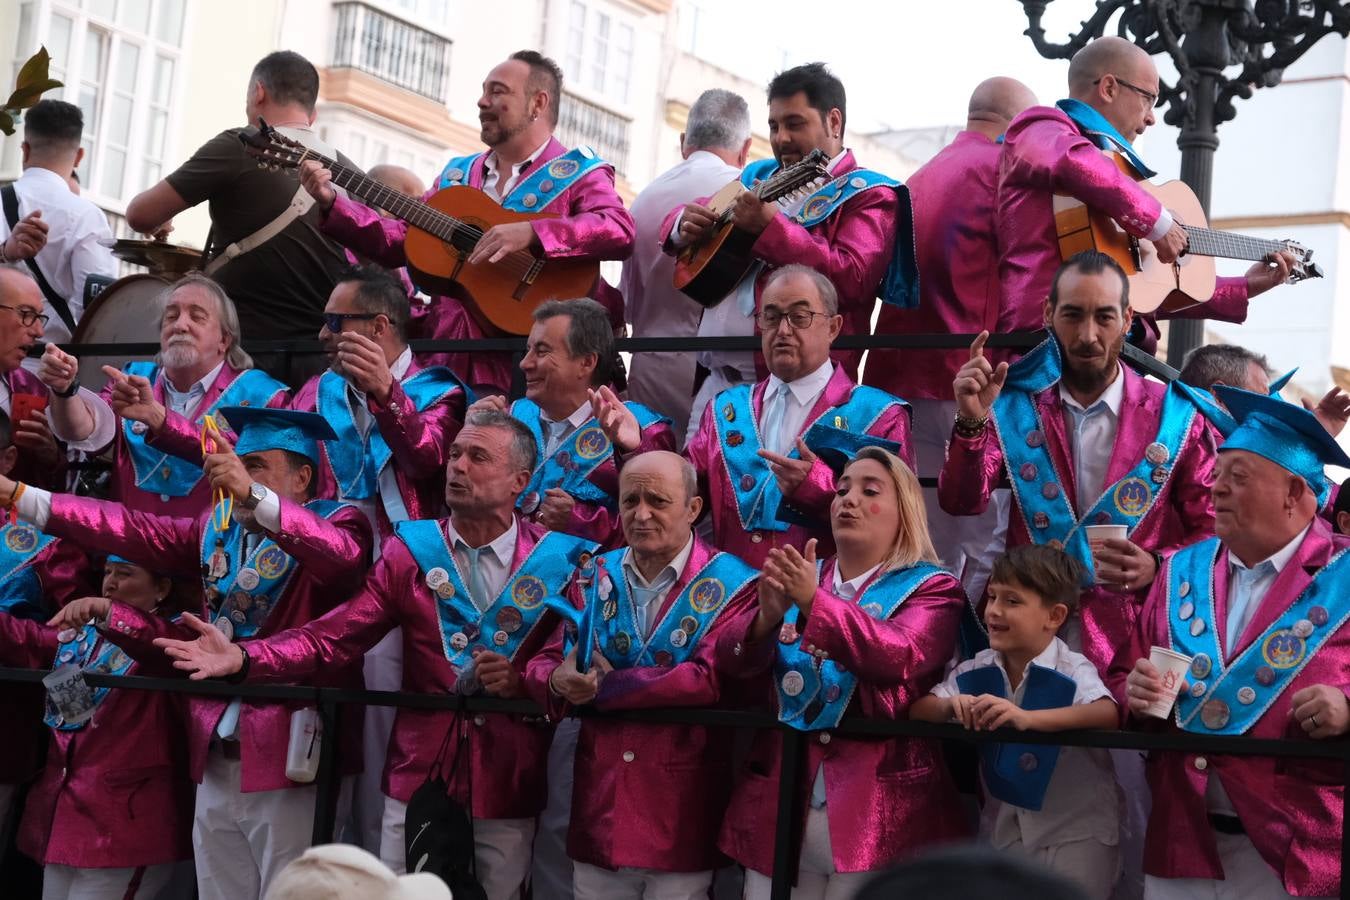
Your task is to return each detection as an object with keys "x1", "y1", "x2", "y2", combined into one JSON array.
[{"x1": 265, "y1": 844, "x2": 452, "y2": 900}]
